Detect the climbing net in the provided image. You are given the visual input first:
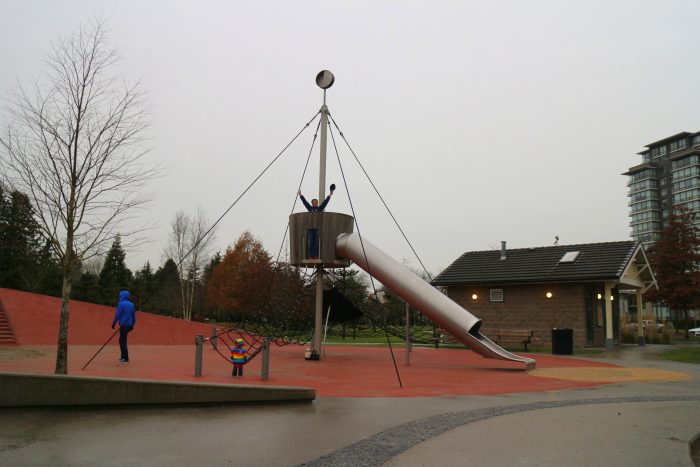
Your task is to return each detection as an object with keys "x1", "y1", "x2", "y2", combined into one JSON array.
[{"x1": 204, "y1": 264, "x2": 447, "y2": 368}]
